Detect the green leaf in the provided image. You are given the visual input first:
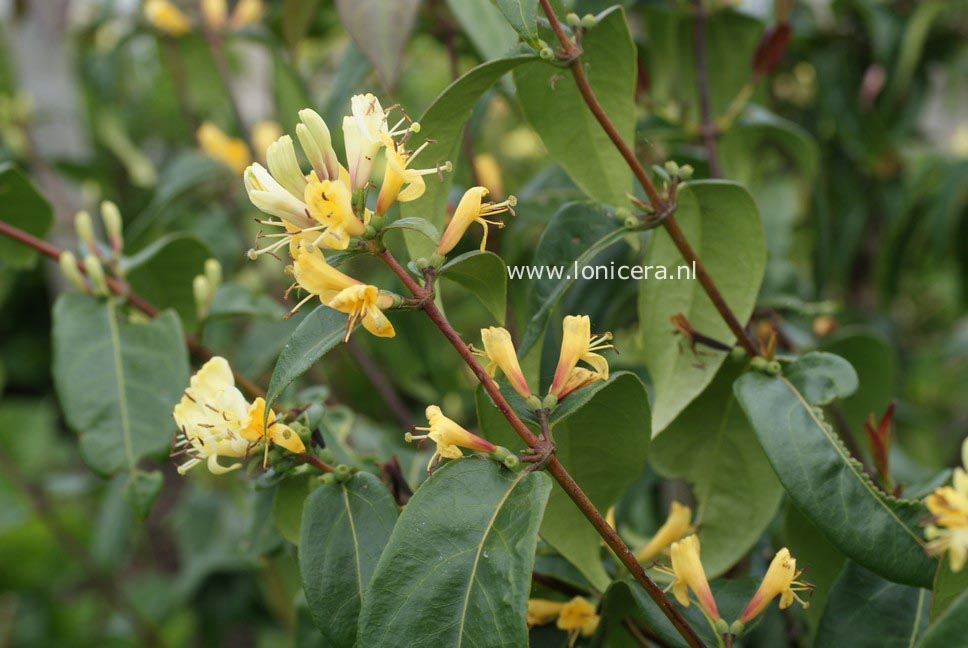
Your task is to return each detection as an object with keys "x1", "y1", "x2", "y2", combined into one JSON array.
[
  {"x1": 382, "y1": 216, "x2": 440, "y2": 244},
  {"x1": 124, "y1": 233, "x2": 212, "y2": 330},
  {"x1": 518, "y1": 202, "x2": 626, "y2": 357},
  {"x1": 439, "y1": 250, "x2": 507, "y2": 323},
  {"x1": 300, "y1": 472, "x2": 398, "y2": 647},
  {"x1": 207, "y1": 283, "x2": 285, "y2": 319},
  {"x1": 265, "y1": 305, "x2": 350, "y2": 410},
  {"x1": 514, "y1": 7, "x2": 635, "y2": 206},
  {"x1": 650, "y1": 361, "x2": 782, "y2": 577},
  {"x1": 358, "y1": 459, "x2": 551, "y2": 646},
  {"x1": 930, "y1": 560, "x2": 968, "y2": 620},
  {"x1": 445, "y1": 0, "x2": 518, "y2": 60},
  {"x1": 52, "y1": 294, "x2": 189, "y2": 475},
  {"x1": 401, "y1": 54, "x2": 539, "y2": 258},
  {"x1": 273, "y1": 474, "x2": 312, "y2": 545},
  {"x1": 478, "y1": 372, "x2": 650, "y2": 590},
  {"x1": 719, "y1": 105, "x2": 820, "y2": 184},
  {"x1": 815, "y1": 562, "x2": 929, "y2": 648},
  {"x1": 0, "y1": 163, "x2": 53, "y2": 269},
  {"x1": 819, "y1": 328, "x2": 896, "y2": 436},
  {"x1": 282, "y1": 0, "x2": 321, "y2": 50},
  {"x1": 920, "y1": 587, "x2": 968, "y2": 648},
  {"x1": 495, "y1": 0, "x2": 538, "y2": 43},
  {"x1": 334, "y1": 0, "x2": 420, "y2": 88},
  {"x1": 639, "y1": 181, "x2": 766, "y2": 436},
  {"x1": 122, "y1": 469, "x2": 163, "y2": 519},
  {"x1": 734, "y1": 352, "x2": 936, "y2": 587}
]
